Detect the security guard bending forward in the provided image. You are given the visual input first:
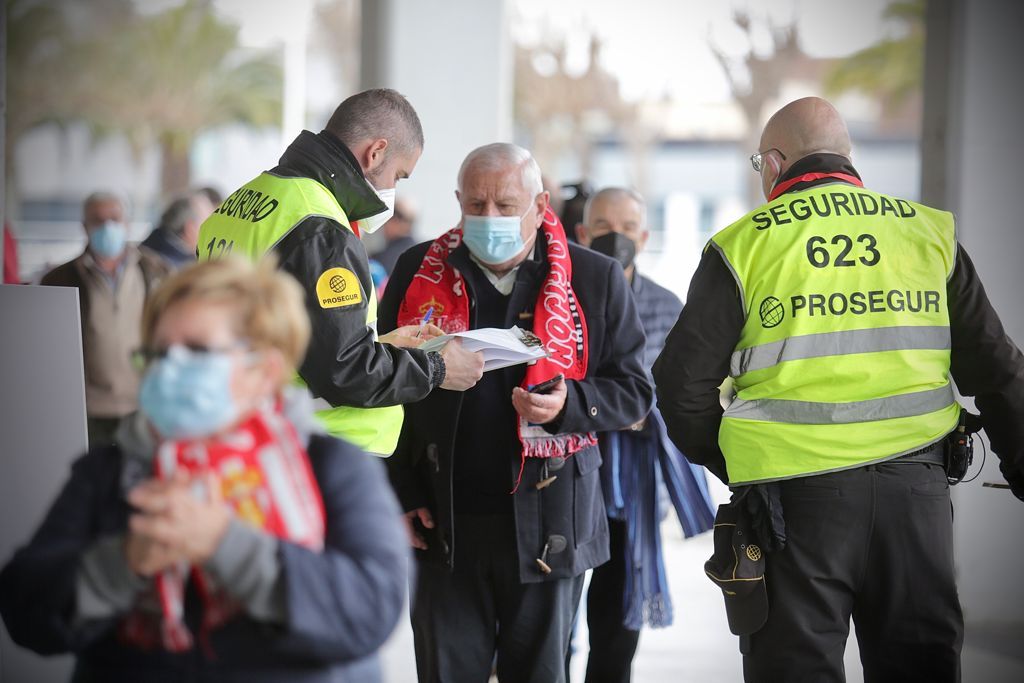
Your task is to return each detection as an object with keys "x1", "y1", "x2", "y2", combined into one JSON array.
[
  {"x1": 199, "y1": 89, "x2": 484, "y2": 455},
  {"x1": 654, "y1": 97, "x2": 1024, "y2": 683}
]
